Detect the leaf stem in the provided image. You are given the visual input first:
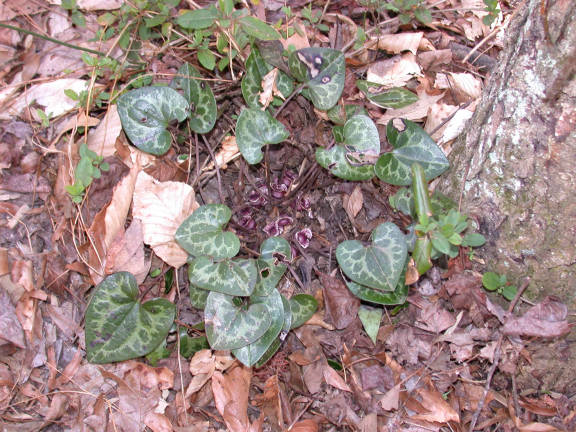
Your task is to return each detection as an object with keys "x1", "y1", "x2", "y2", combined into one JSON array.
[
  {"x1": 273, "y1": 82, "x2": 306, "y2": 118},
  {"x1": 0, "y1": 22, "x2": 109, "y2": 57}
]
